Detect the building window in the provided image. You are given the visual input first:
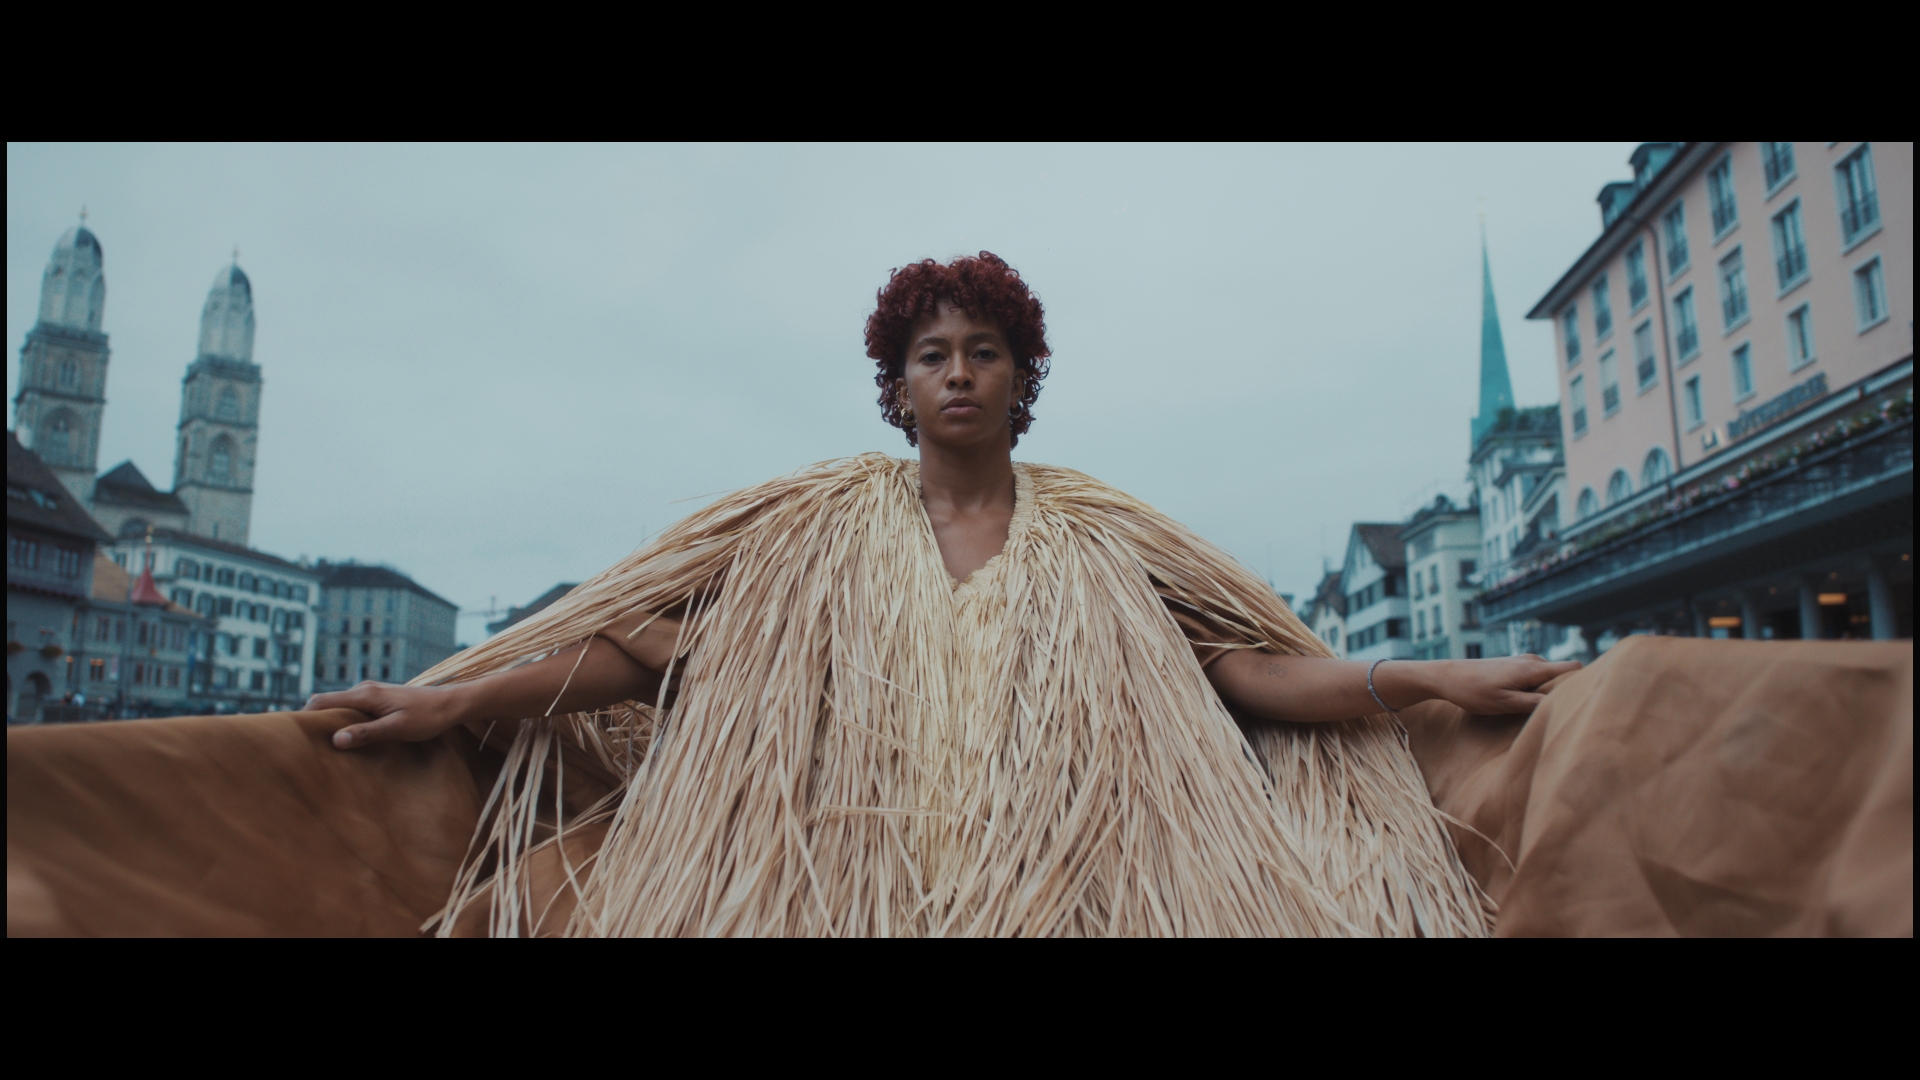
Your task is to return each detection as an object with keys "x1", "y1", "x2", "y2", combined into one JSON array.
[
  {"x1": 1731, "y1": 343, "x2": 1755, "y2": 400},
  {"x1": 1718, "y1": 249, "x2": 1749, "y2": 328},
  {"x1": 252, "y1": 637, "x2": 267, "y2": 658},
  {"x1": 210, "y1": 436, "x2": 234, "y2": 483},
  {"x1": 1416, "y1": 610, "x2": 1427, "y2": 639},
  {"x1": 217, "y1": 386, "x2": 241, "y2": 421},
  {"x1": 58, "y1": 358, "x2": 78, "y2": 389},
  {"x1": 1663, "y1": 203, "x2": 1689, "y2": 274},
  {"x1": 1786, "y1": 305, "x2": 1816, "y2": 370},
  {"x1": 1684, "y1": 375, "x2": 1704, "y2": 429},
  {"x1": 382, "y1": 641, "x2": 392, "y2": 657},
  {"x1": 1854, "y1": 258, "x2": 1887, "y2": 330},
  {"x1": 1625, "y1": 243, "x2": 1649, "y2": 309},
  {"x1": 1591, "y1": 276, "x2": 1613, "y2": 339},
  {"x1": 1835, "y1": 144, "x2": 1880, "y2": 246},
  {"x1": 1464, "y1": 643, "x2": 1483, "y2": 660},
  {"x1": 1598, "y1": 352, "x2": 1620, "y2": 415},
  {"x1": 1771, "y1": 200, "x2": 1808, "y2": 289},
  {"x1": 1760, "y1": 142, "x2": 1796, "y2": 192},
  {"x1": 1633, "y1": 321, "x2": 1658, "y2": 390},
  {"x1": 1385, "y1": 619, "x2": 1407, "y2": 639},
  {"x1": 1431, "y1": 604, "x2": 1443, "y2": 636},
  {"x1": 1673, "y1": 289, "x2": 1700, "y2": 360},
  {"x1": 8, "y1": 537, "x2": 42, "y2": 571},
  {"x1": 1568, "y1": 375, "x2": 1587, "y2": 435},
  {"x1": 1707, "y1": 155, "x2": 1738, "y2": 236},
  {"x1": 1576, "y1": 488, "x2": 1598, "y2": 519},
  {"x1": 40, "y1": 412, "x2": 74, "y2": 465},
  {"x1": 1562, "y1": 306, "x2": 1580, "y2": 365},
  {"x1": 1457, "y1": 559, "x2": 1476, "y2": 584},
  {"x1": 1606, "y1": 470, "x2": 1633, "y2": 507},
  {"x1": 1642, "y1": 447, "x2": 1671, "y2": 488},
  {"x1": 250, "y1": 671, "x2": 266, "y2": 691},
  {"x1": 217, "y1": 596, "x2": 233, "y2": 615}
]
